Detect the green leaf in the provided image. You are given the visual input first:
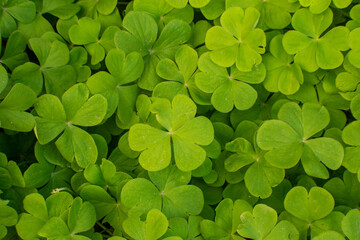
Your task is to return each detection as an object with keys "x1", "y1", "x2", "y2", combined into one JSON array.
[
  {"x1": 69, "y1": 17, "x2": 100, "y2": 45},
  {"x1": 34, "y1": 94, "x2": 66, "y2": 144},
  {"x1": 38, "y1": 217, "x2": 69, "y2": 238},
  {"x1": 206, "y1": 7, "x2": 265, "y2": 72},
  {"x1": 121, "y1": 178, "x2": 162, "y2": 215},
  {"x1": 68, "y1": 198, "x2": 96, "y2": 234},
  {"x1": 0, "y1": 83, "x2": 36, "y2": 132},
  {"x1": 342, "y1": 209, "x2": 360, "y2": 240},
  {"x1": 56, "y1": 126, "x2": 98, "y2": 168},
  {"x1": 0, "y1": 205, "x2": 18, "y2": 226},
  {"x1": 23, "y1": 193, "x2": 48, "y2": 222},
  {"x1": 70, "y1": 94, "x2": 107, "y2": 126},
  {"x1": 284, "y1": 186, "x2": 334, "y2": 222},
  {"x1": 342, "y1": 120, "x2": 360, "y2": 146}
]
